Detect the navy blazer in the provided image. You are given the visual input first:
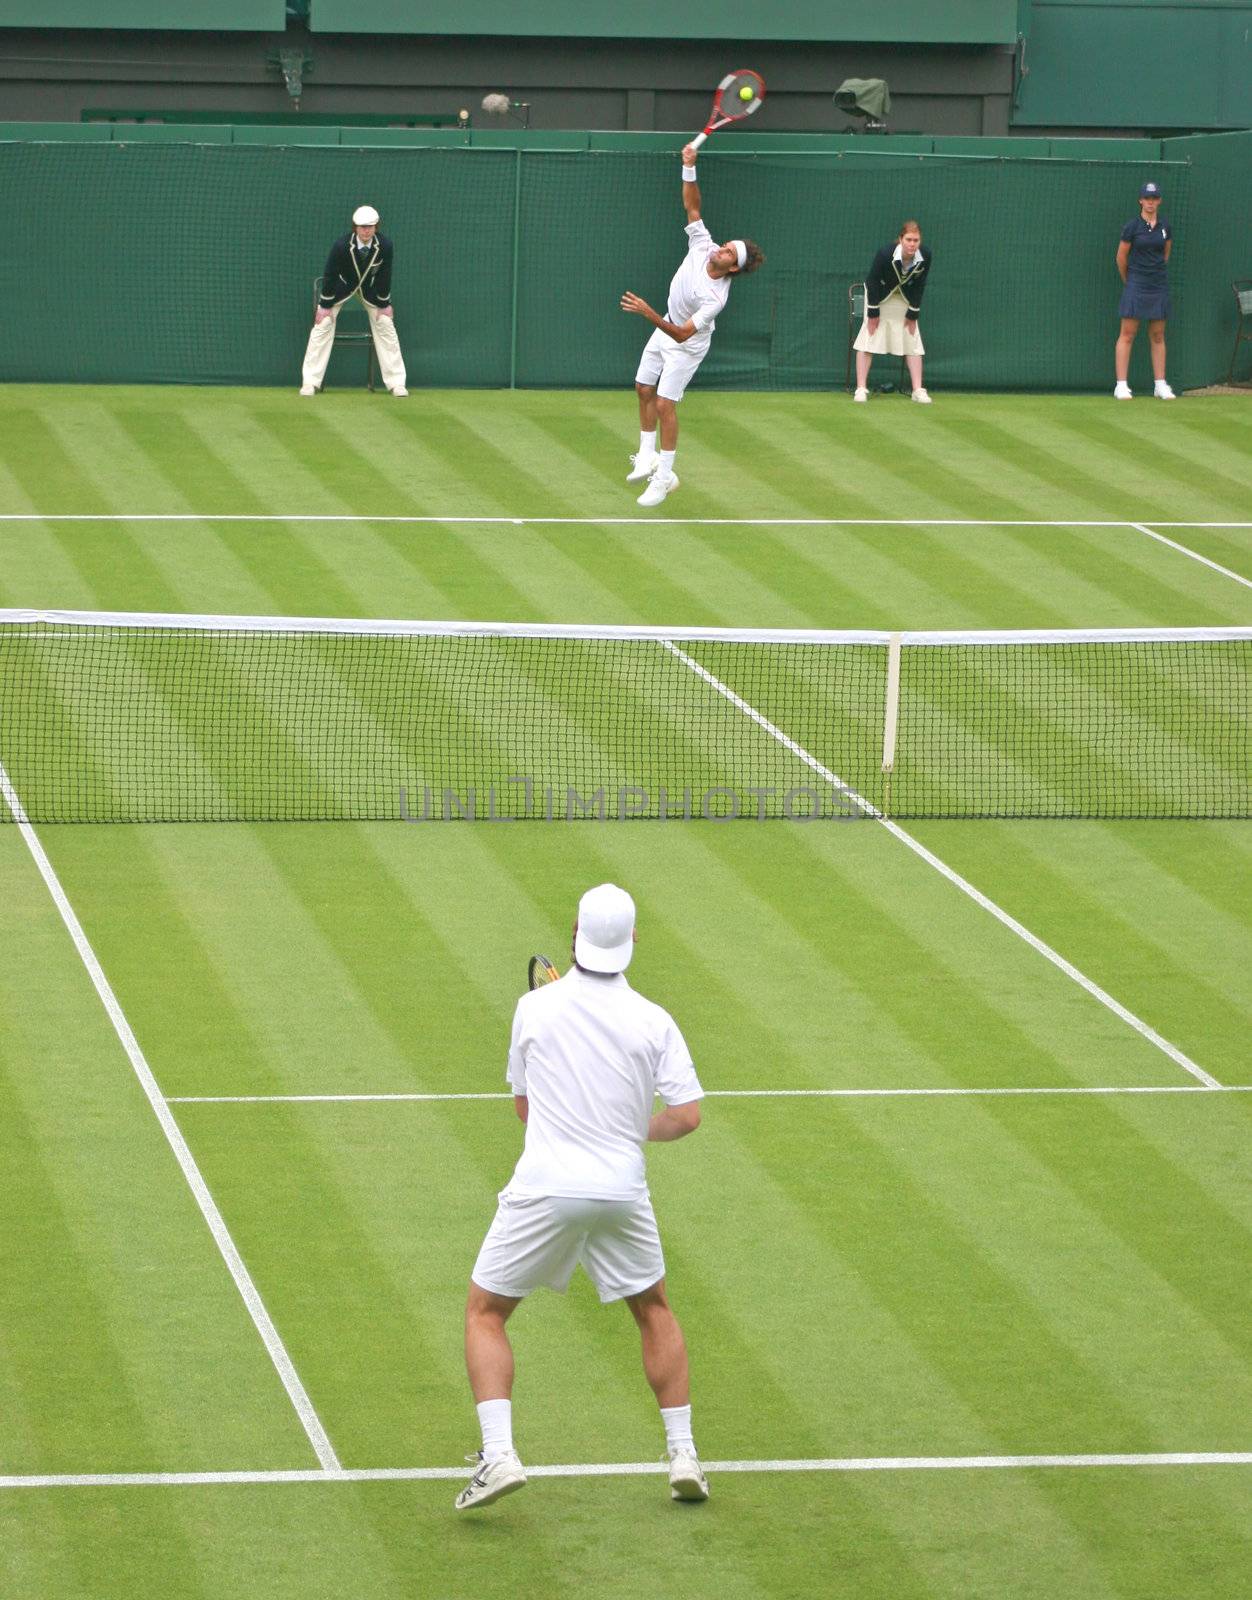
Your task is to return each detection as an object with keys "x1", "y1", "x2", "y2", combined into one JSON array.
[
  {"x1": 318, "y1": 232, "x2": 395, "y2": 309},
  {"x1": 865, "y1": 245, "x2": 932, "y2": 319}
]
